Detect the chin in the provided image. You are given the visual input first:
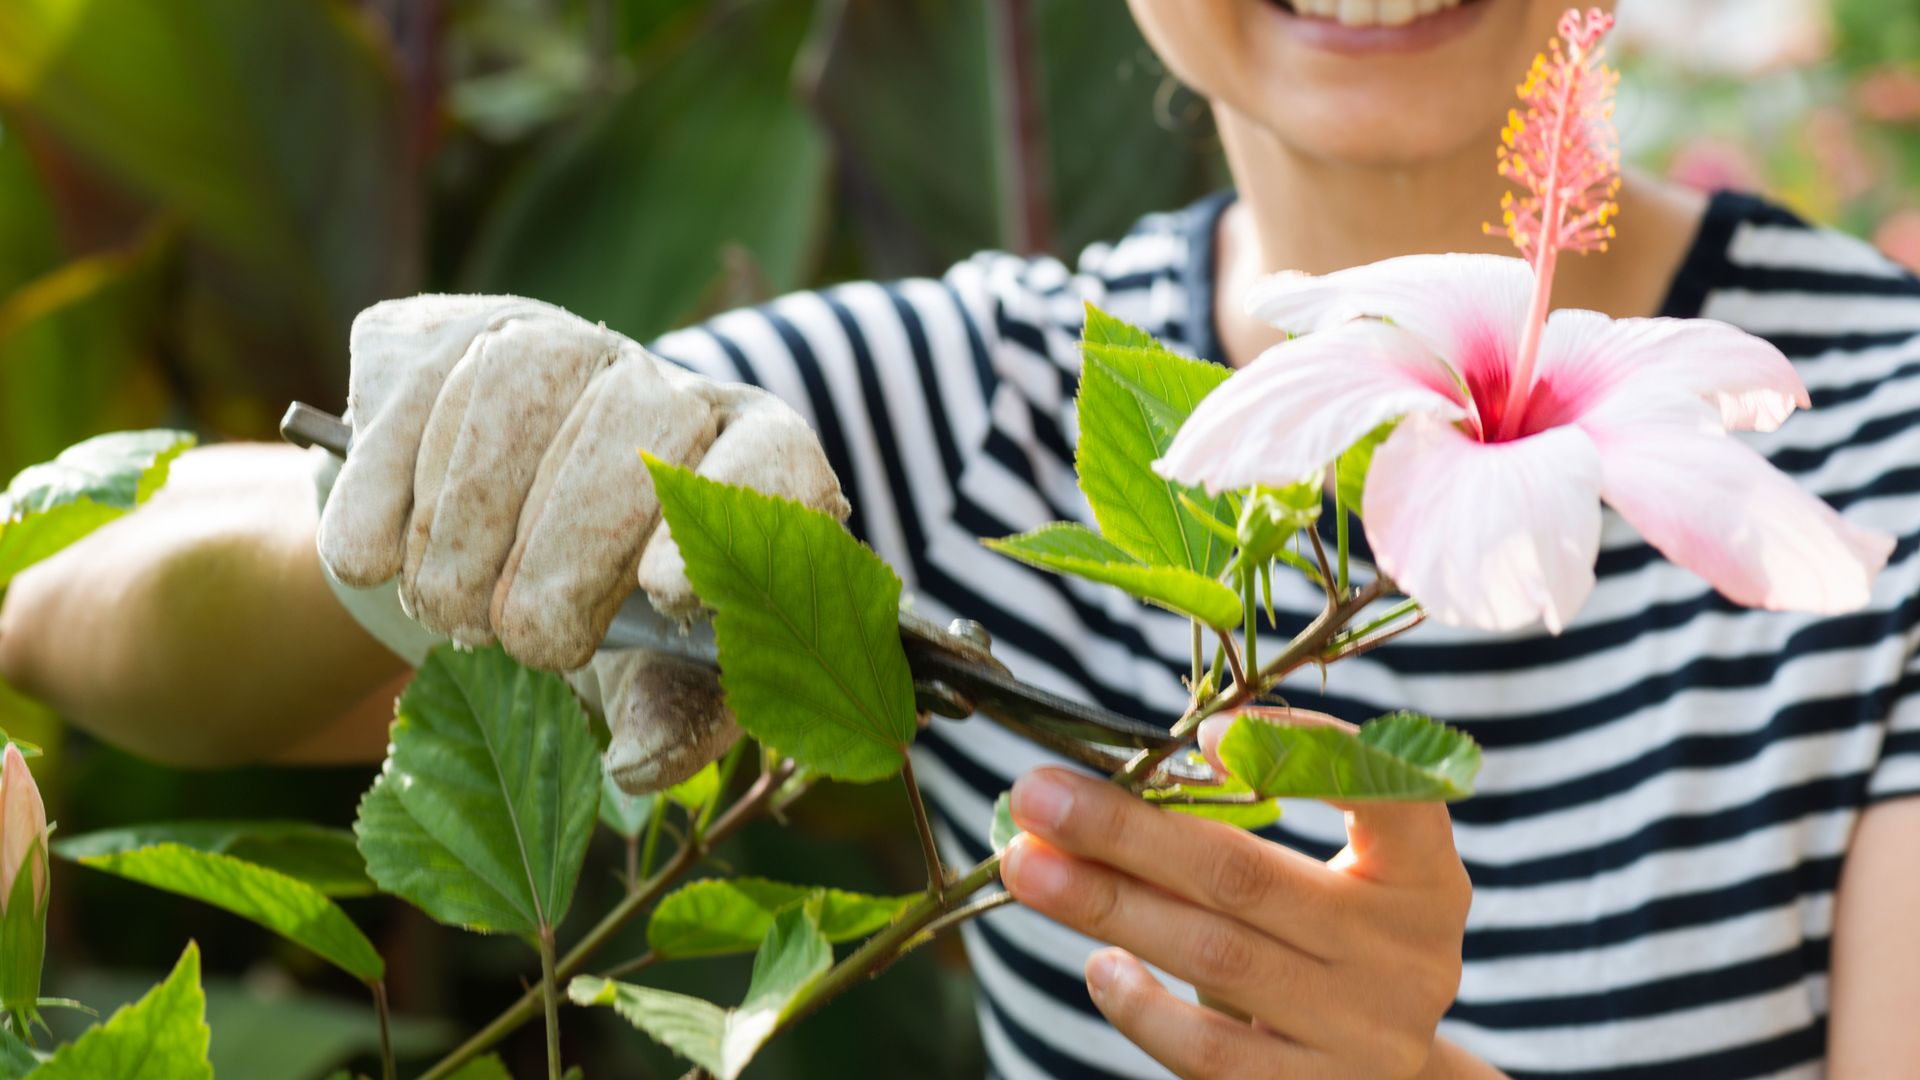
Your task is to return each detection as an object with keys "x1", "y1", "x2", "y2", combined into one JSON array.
[{"x1": 1127, "y1": 0, "x2": 1606, "y2": 168}]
